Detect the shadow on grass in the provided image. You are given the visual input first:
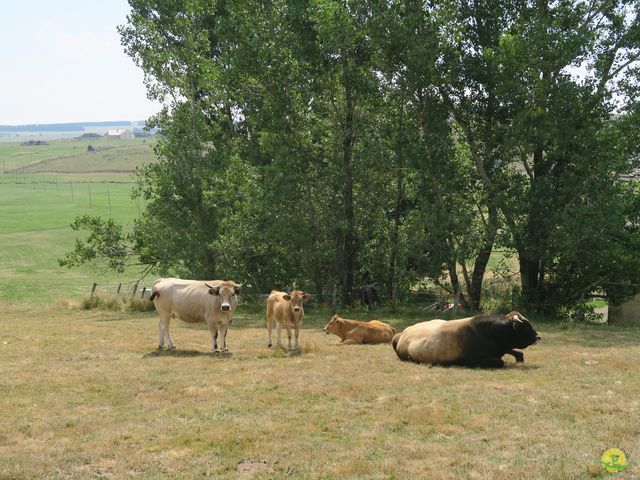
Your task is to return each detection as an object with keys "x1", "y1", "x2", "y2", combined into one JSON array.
[
  {"x1": 408, "y1": 361, "x2": 543, "y2": 371},
  {"x1": 142, "y1": 349, "x2": 234, "y2": 359},
  {"x1": 502, "y1": 363, "x2": 542, "y2": 371}
]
